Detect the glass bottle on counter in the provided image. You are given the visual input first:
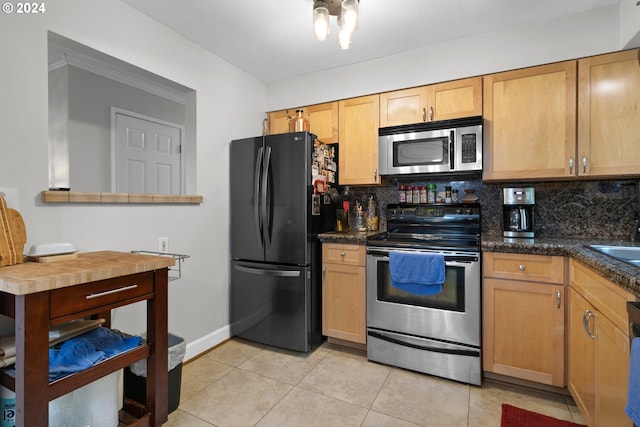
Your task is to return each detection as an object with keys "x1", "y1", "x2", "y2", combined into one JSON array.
[{"x1": 398, "y1": 185, "x2": 406, "y2": 203}]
